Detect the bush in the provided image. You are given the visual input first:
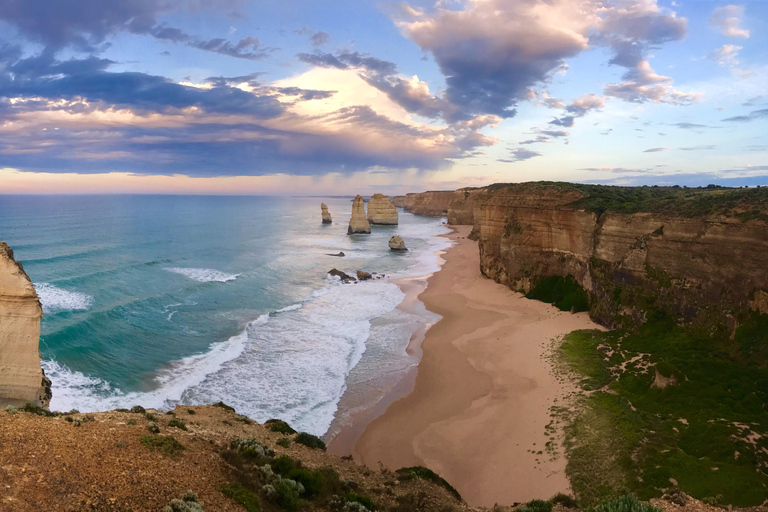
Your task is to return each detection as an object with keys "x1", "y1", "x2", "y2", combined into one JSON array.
[
  {"x1": 140, "y1": 435, "x2": 185, "y2": 457},
  {"x1": 395, "y1": 466, "x2": 461, "y2": 501},
  {"x1": 147, "y1": 422, "x2": 160, "y2": 433},
  {"x1": 221, "y1": 482, "x2": 260, "y2": 512},
  {"x1": 5, "y1": 405, "x2": 17, "y2": 414},
  {"x1": 526, "y1": 275, "x2": 589, "y2": 312},
  {"x1": 295, "y1": 432, "x2": 326, "y2": 451},
  {"x1": 551, "y1": 493, "x2": 578, "y2": 509},
  {"x1": 127, "y1": 418, "x2": 137, "y2": 426},
  {"x1": 213, "y1": 401, "x2": 235, "y2": 412},
  {"x1": 168, "y1": 418, "x2": 188, "y2": 431},
  {"x1": 145, "y1": 412, "x2": 156, "y2": 421},
  {"x1": 130, "y1": 405, "x2": 146, "y2": 414},
  {"x1": 187, "y1": 409, "x2": 196, "y2": 415},
  {"x1": 277, "y1": 437, "x2": 291, "y2": 448},
  {"x1": 21, "y1": 402, "x2": 54, "y2": 417},
  {"x1": 265, "y1": 419, "x2": 297, "y2": 435},
  {"x1": 231, "y1": 438, "x2": 275, "y2": 459},
  {"x1": 235, "y1": 416, "x2": 253, "y2": 424},
  {"x1": 518, "y1": 500, "x2": 552, "y2": 512},
  {"x1": 592, "y1": 495, "x2": 661, "y2": 512},
  {"x1": 163, "y1": 490, "x2": 203, "y2": 512}
]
